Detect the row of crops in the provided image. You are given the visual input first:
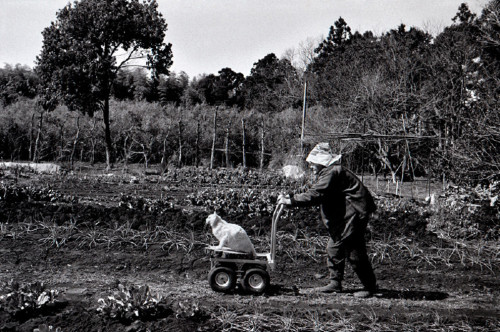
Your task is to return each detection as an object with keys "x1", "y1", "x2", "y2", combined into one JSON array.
[{"x1": 1, "y1": 174, "x2": 498, "y2": 241}]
